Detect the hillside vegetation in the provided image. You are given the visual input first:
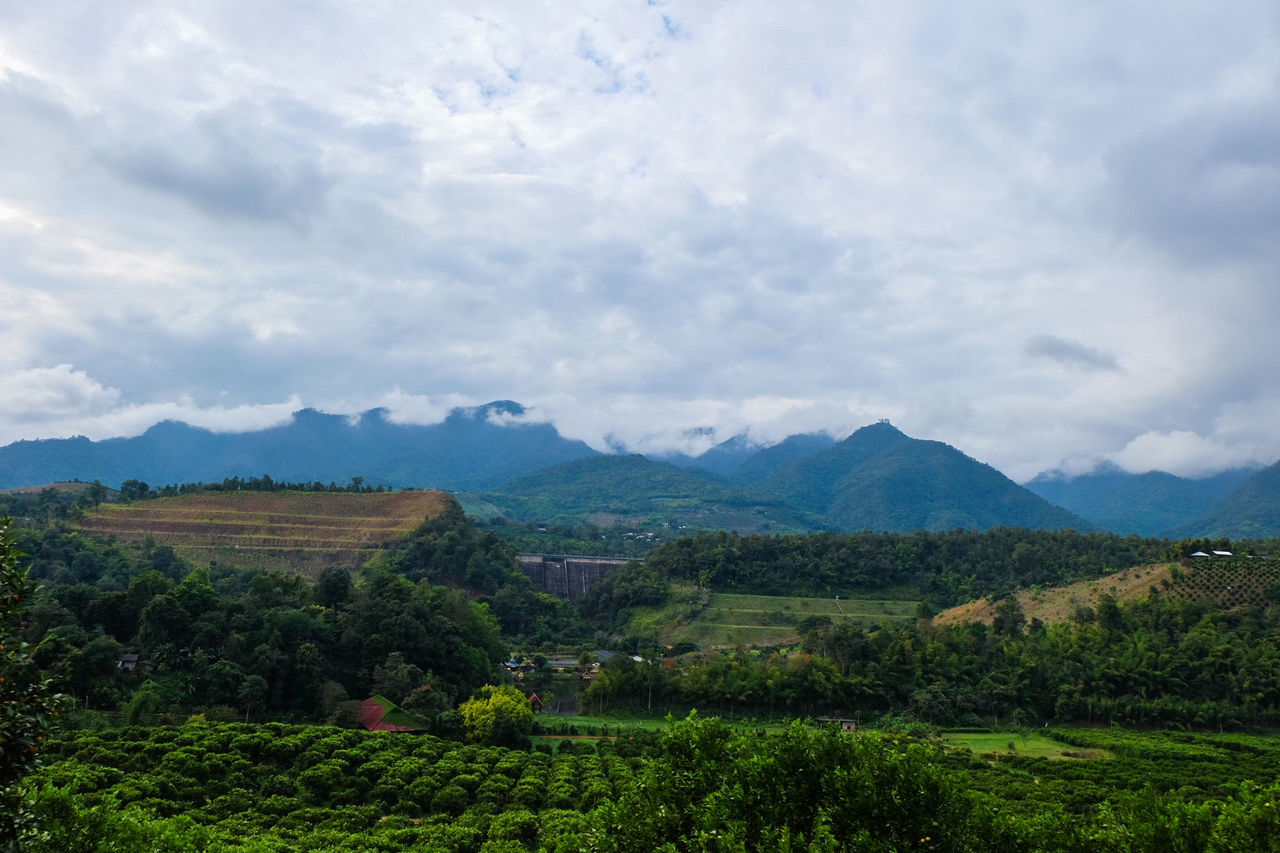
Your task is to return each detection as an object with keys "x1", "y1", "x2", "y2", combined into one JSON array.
[
  {"x1": 1026, "y1": 465, "x2": 1254, "y2": 537},
  {"x1": 936, "y1": 556, "x2": 1280, "y2": 628},
  {"x1": 762, "y1": 422, "x2": 1089, "y2": 533},
  {"x1": 73, "y1": 490, "x2": 453, "y2": 577},
  {"x1": 474, "y1": 454, "x2": 824, "y2": 534},
  {"x1": 626, "y1": 588, "x2": 919, "y2": 648}
]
